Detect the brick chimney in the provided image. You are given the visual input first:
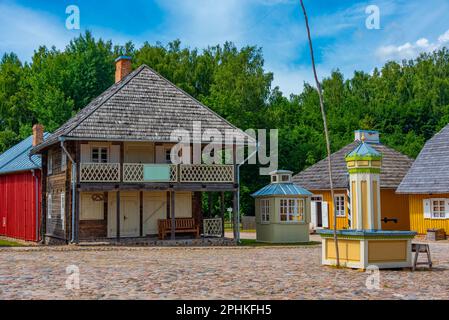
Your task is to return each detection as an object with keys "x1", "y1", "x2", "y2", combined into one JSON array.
[
  {"x1": 32, "y1": 124, "x2": 44, "y2": 147},
  {"x1": 115, "y1": 56, "x2": 132, "y2": 83}
]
